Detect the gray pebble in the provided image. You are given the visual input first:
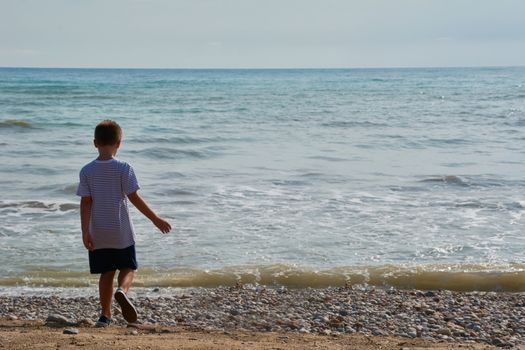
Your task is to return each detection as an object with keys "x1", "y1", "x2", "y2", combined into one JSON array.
[
  {"x1": 372, "y1": 329, "x2": 386, "y2": 336},
  {"x1": 229, "y1": 309, "x2": 240, "y2": 316},
  {"x1": 46, "y1": 314, "x2": 70, "y2": 324},
  {"x1": 407, "y1": 327, "x2": 417, "y2": 338},
  {"x1": 437, "y1": 327, "x2": 452, "y2": 336},
  {"x1": 63, "y1": 328, "x2": 79, "y2": 335},
  {"x1": 424, "y1": 291, "x2": 435, "y2": 297}
]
